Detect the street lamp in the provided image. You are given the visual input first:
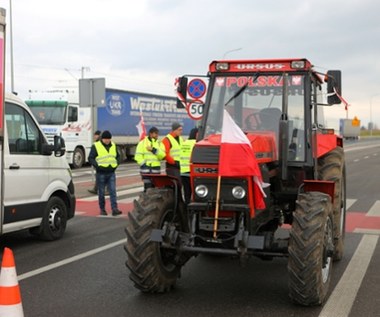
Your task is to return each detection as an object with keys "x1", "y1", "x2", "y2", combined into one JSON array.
[
  {"x1": 222, "y1": 48, "x2": 242, "y2": 59},
  {"x1": 369, "y1": 94, "x2": 380, "y2": 136}
]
